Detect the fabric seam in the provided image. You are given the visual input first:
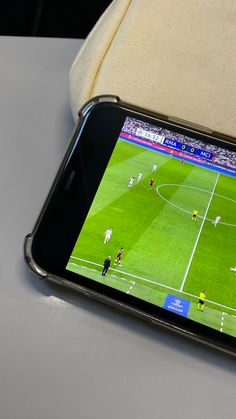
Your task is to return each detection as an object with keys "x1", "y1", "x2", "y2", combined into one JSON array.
[{"x1": 89, "y1": 0, "x2": 132, "y2": 98}]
